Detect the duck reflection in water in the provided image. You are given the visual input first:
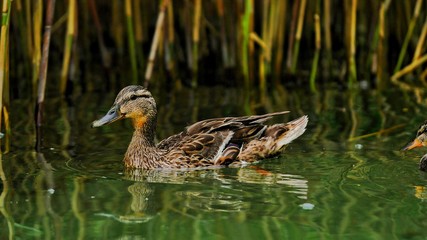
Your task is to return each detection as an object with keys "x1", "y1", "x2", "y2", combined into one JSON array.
[{"x1": 120, "y1": 167, "x2": 310, "y2": 215}]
